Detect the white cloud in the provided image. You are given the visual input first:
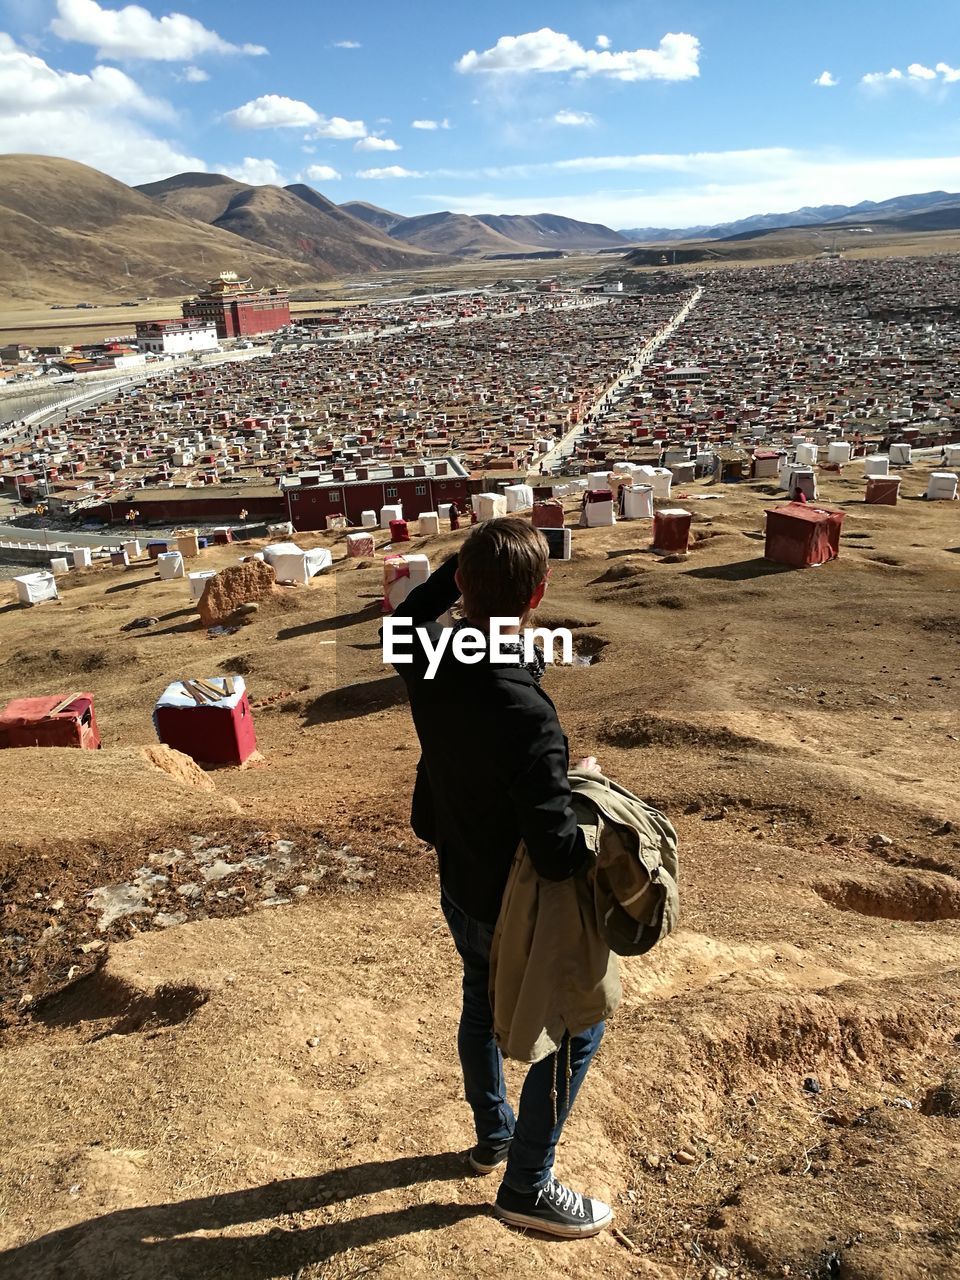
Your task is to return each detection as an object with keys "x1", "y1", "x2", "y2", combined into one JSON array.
[
  {"x1": 50, "y1": 0, "x2": 266, "y2": 61},
  {"x1": 332, "y1": 39, "x2": 361, "y2": 49},
  {"x1": 596, "y1": 34, "x2": 610, "y2": 49},
  {"x1": 180, "y1": 65, "x2": 208, "y2": 83},
  {"x1": 418, "y1": 150, "x2": 960, "y2": 228},
  {"x1": 553, "y1": 108, "x2": 596, "y2": 126},
  {"x1": 225, "y1": 94, "x2": 319, "y2": 129},
  {"x1": 356, "y1": 165, "x2": 422, "y2": 179},
  {"x1": 0, "y1": 30, "x2": 162, "y2": 112},
  {"x1": 861, "y1": 62, "x2": 958, "y2": 89},
  {"x1": 308, "y1": 115, "x2": 368, "y2": 140},
  {"x1": 354, "y1": 135, "x2": 400, "y2": 151},
  {"x1": 0, "y1": 33, "x2": 203, "y2": 183},
  {"x1": 301, "y1": 164, "x2": 341, "y2": 182},
  {"x1": 222, "y1": 156, "x2": 285, "y2": 185},
  {"x1": 814, "y1": 70, "x2": 837, "y2": 87},
  {"x1": 456, "y1": 28, "x2": 700, "y2": 82},
  {"x1": 412, "y1": 117, "x2": 452, "y2": 130}
]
